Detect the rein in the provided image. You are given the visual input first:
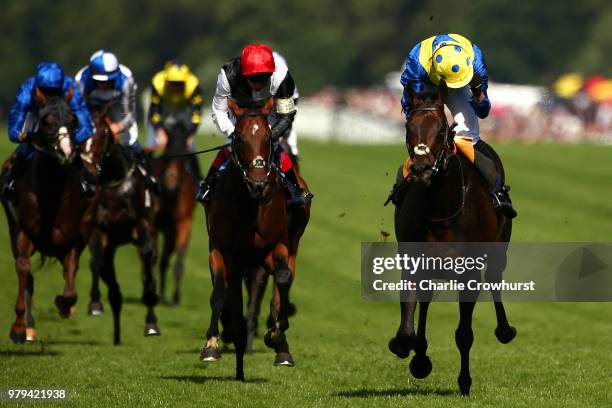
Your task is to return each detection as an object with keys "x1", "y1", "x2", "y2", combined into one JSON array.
[{"x1": 408, "y1": 106, "x2": 466, "y2": 222}]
